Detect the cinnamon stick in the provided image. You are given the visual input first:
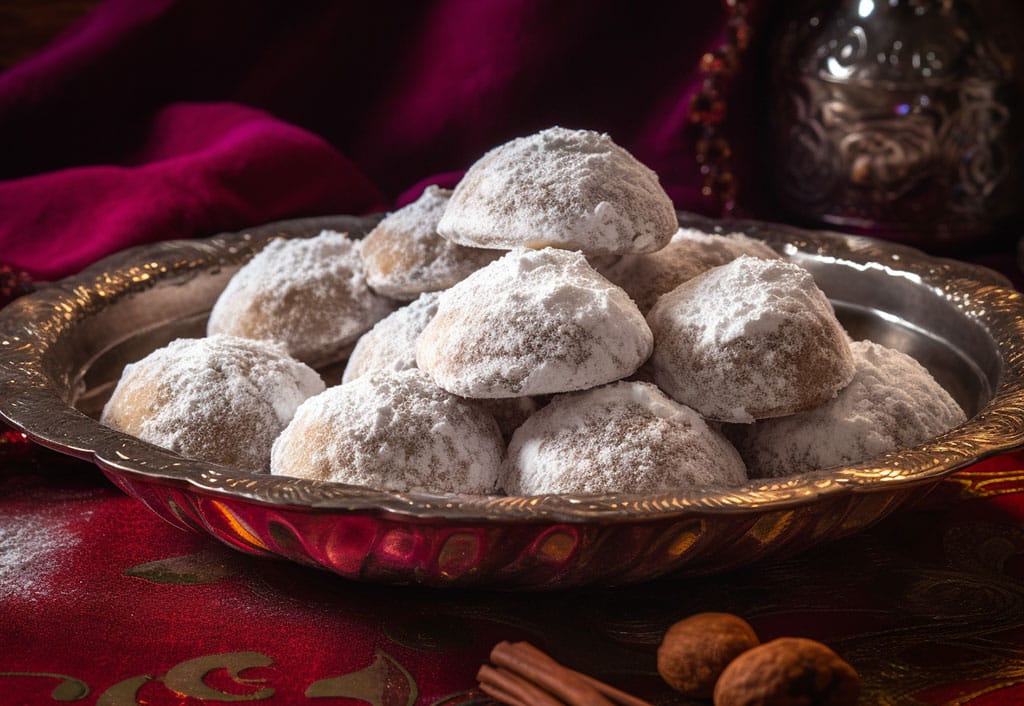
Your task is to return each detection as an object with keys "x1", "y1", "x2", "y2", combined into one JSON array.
[
  {"x1": 490, "y1": 641, "x2": 614, "y2": 706},
  {"x1": 477, "y1": 663, "x2": 565, "y2": 706},
  {"x1": 514, "y1": 642, "x2": 653, "y2": 706}
]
